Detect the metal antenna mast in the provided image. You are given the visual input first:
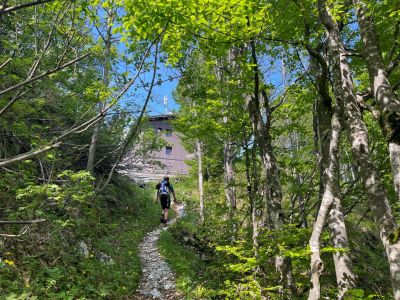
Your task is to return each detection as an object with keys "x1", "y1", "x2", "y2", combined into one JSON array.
[{"x1": 163, "y1": 96, "x2": 168, "y2": 114}]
